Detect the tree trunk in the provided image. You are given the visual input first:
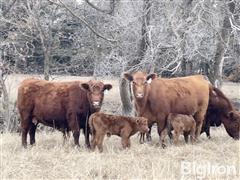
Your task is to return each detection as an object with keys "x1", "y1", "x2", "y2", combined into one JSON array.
[
  {"x1": 119, "y1": 77, "x2": 133, "y2": 115},
  {"x1": 0, "y1": 68, "x2": 10, "y2": 131},
  {"x1": 180, "y1": 0, "x2": 193, "y2": 76},
  {"x1": 43, "y1": 50, "x2": 50, "y2": 81},
  {"x1": 181, "y1": 58, "x2": 193, "y2": 76},
  {"x1": 138, "y1": 0, "x2": 151, "y2": 62},
  {"x1": 208, "y1": 1, "x2": 235, "y2": 87},
  {"x1": 128, "y1": 0, "x2": 151, "y2": 67}
]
